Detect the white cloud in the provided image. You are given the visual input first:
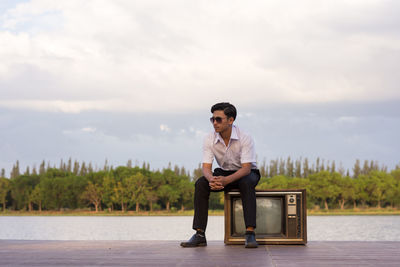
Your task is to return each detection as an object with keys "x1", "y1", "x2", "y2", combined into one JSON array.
[
  {"x1": 0, "y1": 99, "x2": 102, "y2": 113},
  {"x1": 0, "y1": 99, "x2": 166, "y2": 113},
  {"x1": 81, "y1": 127, "x2": 96, "y2": 133},
  {"x1": 238, "y1": 113, "x2": 254, "y2": 118},
  {"x1": 159, "y1": 124, "x2": 171, "y2": 133},
  {"x1": 188, "y1": 126, "x2": 208, "y2": 138},
  {"x1": 0, "y1": 0, "x2": 399, "y2": 113}
]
